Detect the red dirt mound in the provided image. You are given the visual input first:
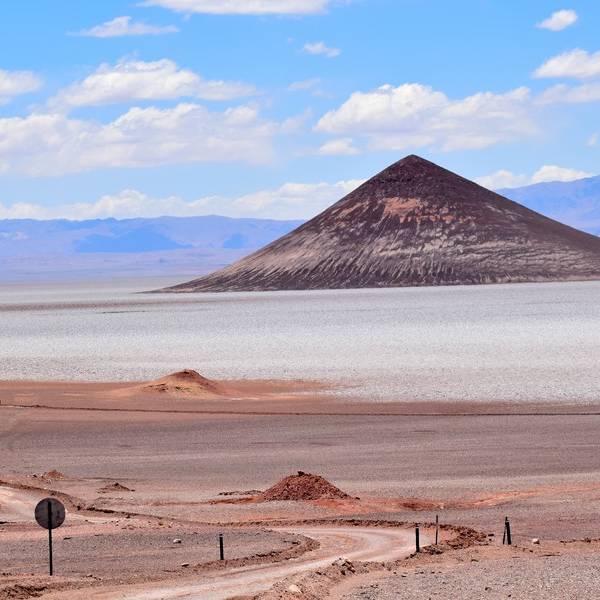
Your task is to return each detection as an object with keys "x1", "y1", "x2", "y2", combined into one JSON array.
[
  {"x1": 143, "y1": 370, "x2": 223, "y2": 395},
  {"x1": 98, "y1": 482, "x2": 134, "y2": 493},
  {"x1": 258, "y1": 471, "x2": 351, "y2": 502},
  {"x1": 115, "y1": 369, "x2": 226, "y2": 398}
]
